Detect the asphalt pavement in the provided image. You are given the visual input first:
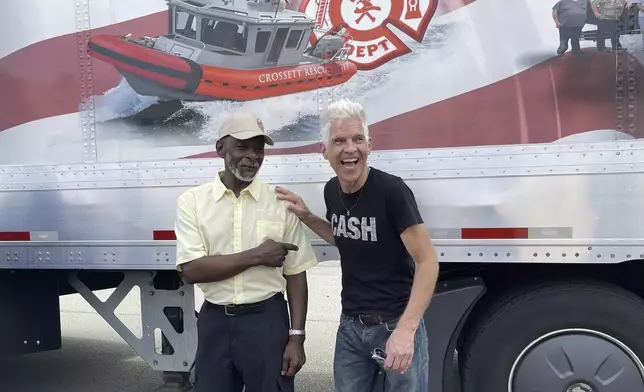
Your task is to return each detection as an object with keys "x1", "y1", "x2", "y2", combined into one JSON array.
[{"x1": 0, "y1": 261, "x2": 343, "y2": 392}]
